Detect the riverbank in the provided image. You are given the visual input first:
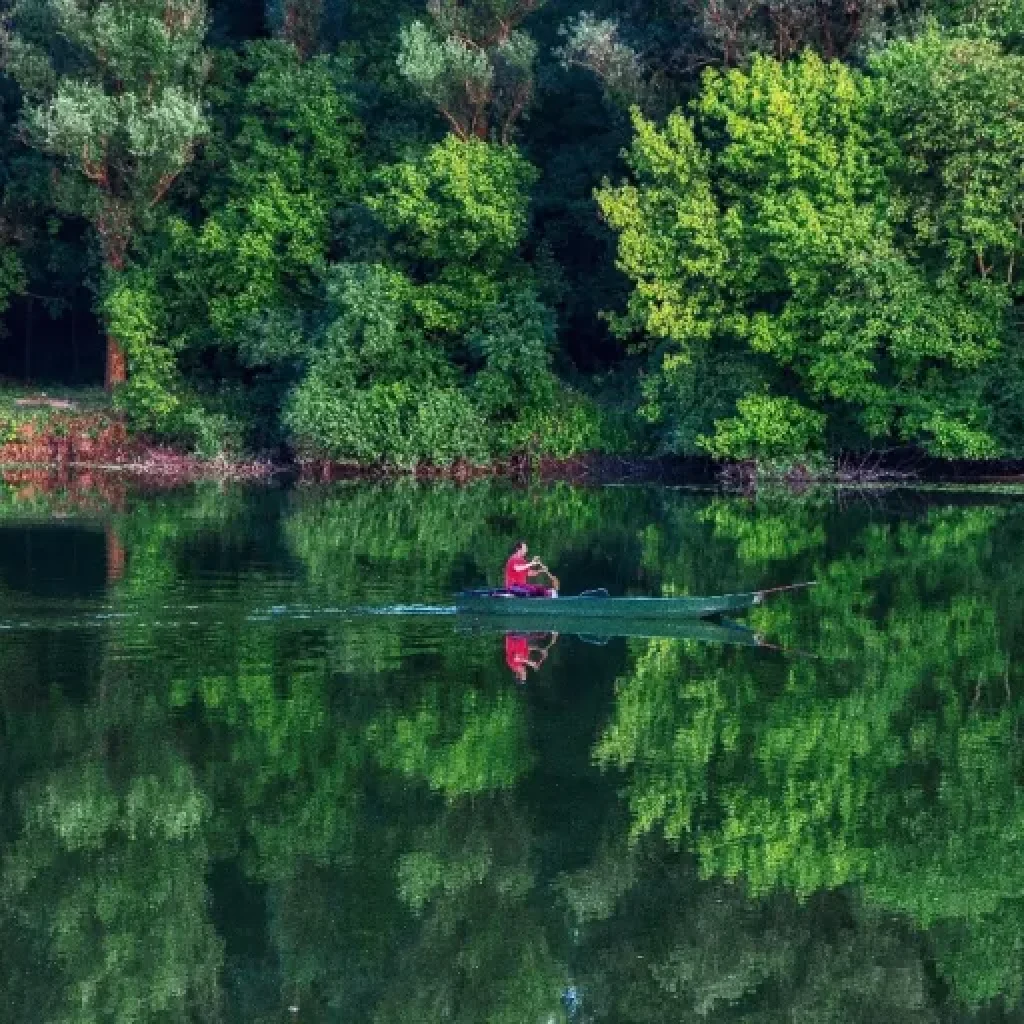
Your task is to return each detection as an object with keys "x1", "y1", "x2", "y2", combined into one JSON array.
[
  {"x1": 0, "y1": 391, "x2": 695, "y2": 484},
  {"x1": 0, "y1": 390, "x2": 280, "y2": 482},
  {"x1": 12, "y1": 388, "x2": 1024, "y2": 489}
]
